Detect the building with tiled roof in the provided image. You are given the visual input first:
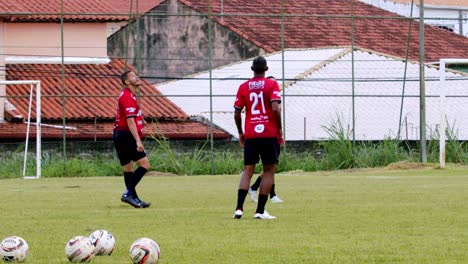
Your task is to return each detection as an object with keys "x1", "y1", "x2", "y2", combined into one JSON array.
[
  {"x1": 361, "y1": 0, "x2": 468, "y2": 36},
  {"x1": 0, "y1": 0, "x2": 231, "y2": 141},
  {"x1": 157, "y1": 48, "x2": 468, "y2": 140},
  {"x1": 1, "y1": 59, "x2": 229, "y2": 140},
  {"x1": 108, "y1": 0, "x2": 468, "y2": 82},
  {"x1": 0, "y1": 0, "x2": 161, "y2": 22}
]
